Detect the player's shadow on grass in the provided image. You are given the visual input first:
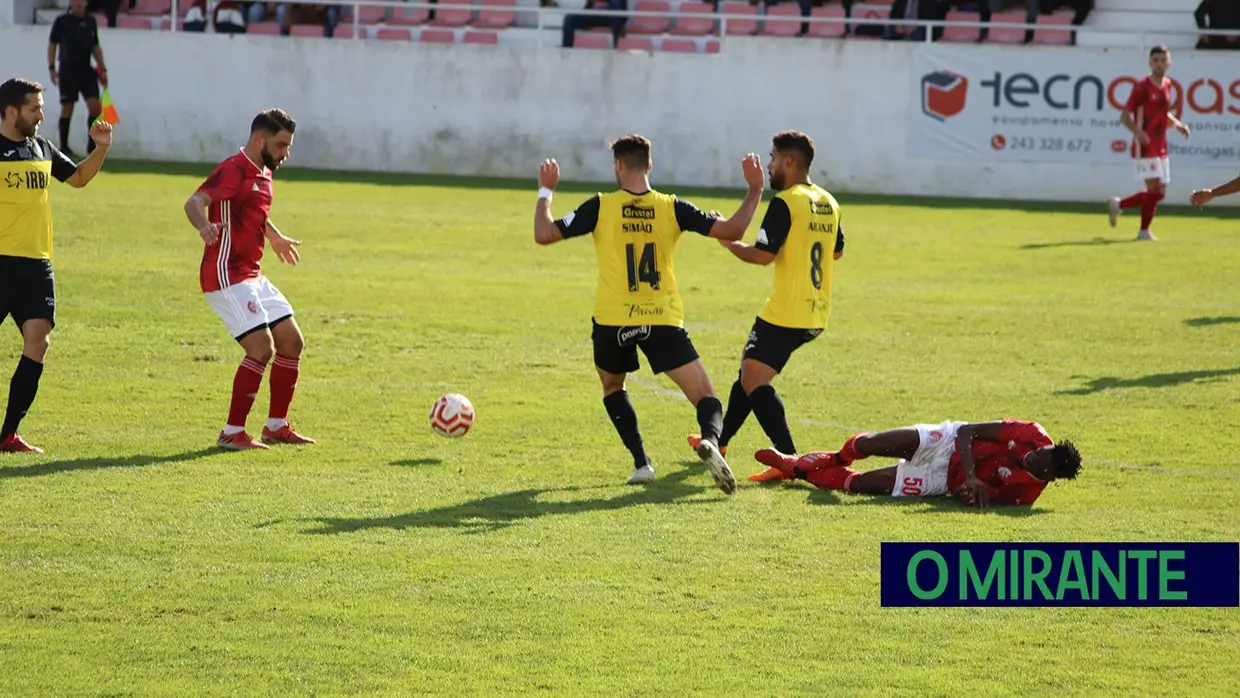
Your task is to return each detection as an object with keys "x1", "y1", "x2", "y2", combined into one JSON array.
[
  {"x1": 1184, "y1": 316, "x2": 1240, "y2": 327},
  {"x1": 1058, "y1": 366, "x2": 1240, "y2": 395},
  {"x1": 804, "y1": 486, "x2": 1050, "y2": 516},
  {"x1": 301, "y1": 465, "x2": 715, "y2": 535},
  {"x1": 0, "y1": 448, "x2": 222, "y2": 479},
  {"x1": 1019, "y1": 237, "x2": 1138, "y2": 250},
  {"x1": 391, "y1": 458, "x2": 442, "y2": 467}
]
